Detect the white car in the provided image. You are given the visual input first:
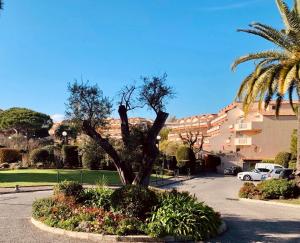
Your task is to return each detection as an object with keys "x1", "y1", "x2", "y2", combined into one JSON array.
[
  {"x1": 265, "y1": 168, "x2": 284, "y2": 180},
  {"x1": 237, "y1": 169, "x2": 267, "y2": 181}
]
